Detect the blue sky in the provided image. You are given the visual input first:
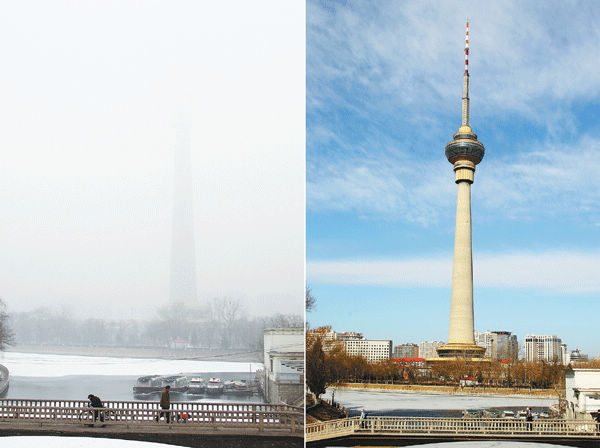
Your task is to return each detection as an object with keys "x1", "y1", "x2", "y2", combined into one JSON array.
[{"x1": 306, "y1": 1, "x2": 600, "y2": 357}]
